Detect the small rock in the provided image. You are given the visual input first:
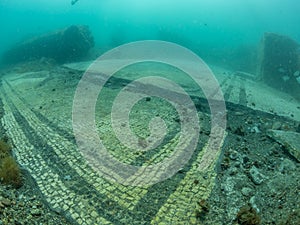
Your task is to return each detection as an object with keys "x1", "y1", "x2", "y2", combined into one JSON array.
[
  {"x1": 241, "y1": 187, "x2": 253, "y2": 197},
  {"x1": 18, "y1": 194, "x2": 24, "y2": 200},
  {"x1": 228, "y1": 167, "x2": 238, "y2": 176},
  {"x1": 31, "y1": 208, "x2": 42, "y2": 217},
  {"x1": 1, "y1": 198, "x2": 11, "y2": 207},
  {"x1": 249, "y1": 165, "x2": 265, "y2": 185},
  {"x1": 18, "y1": 202, "x2": 25, "y2": 207},
  {"x1": 282, "y1": 75, "x2": 290, "y2": 82},
  {"x1": 234, "y1": 111, "x2": 244, "y2": 116},
  {"x1": 64, "y1": 175, "x2": 72, "y2": 181},
  {"x1": 251, "y1": 126, "x2": 260, "y2": 133},
  {"x1": 272, "y1": 121, "x2": 282, "y2": 130},
  {"x1": 279, "y1": 158, "x2": 296, "y2": 173},
  {"x1": 250, "y1": 196, "x2": 260, "y2": 213},
  {"x1": 293, "y1": 70, "x2": 300, "y2": 77},
  {"x1": 27, "y1": 215, "x2": 33, "y2": 220},
  {"x1": 29, "y1": 196, "x2": 36, "y2": 201},
  {"x1": 229, "y1": 150, "x2": 239, "y2": 160},
  {"x1": 233, "y1": 161, "x2": 241, "y2": 168}
]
